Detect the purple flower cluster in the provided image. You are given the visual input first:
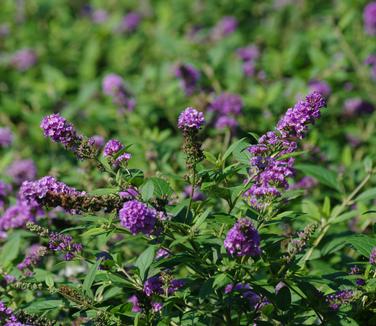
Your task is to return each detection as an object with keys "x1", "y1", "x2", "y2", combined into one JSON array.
[
  {"x1": 7, "y1": 159, "x2": 37, "y2": 185},
  {"x1": 144, "y1": 275, "x2": 185, "y2": 296},
  {"x1": 88, "y1": 135, "x2": 105, "y2": 149},
  {"x1": 224, "y1": 218, "x2": 261, "y2": 257},
  {"x1": 225, "y1": 283, "x2": 268, "y2": 309},
  {"x1": 40, "y1": 114, "x2": 80, "y2": 148},
  {"x1": 308, "y1": 80, "x2": 331, "y2": 97},
  {"x1": 48, "y1": 232, "x2": 83, "y2": 260},
  {"x1": 326, "y1": 290, "x2": 354, "y2": 310},
  {"x1": 343, "y1": 98, "x2": 374, "y2": 117},
  {"x1": 10, "y1": 48, "x2": 37, "y2": 71},
  {"x1": 156, "y1": 248, "x2": 170, "y2": 260},
  {"x1": 245, "y1": 92, "x2": 326, "y2": 208},
  {"x1": 211, "y1": 16, "x2": 237, "y2": 40},
  {"x1": 20, "y1": 176, "x2": 85, "y2": 206},
  {"x1": 178, "y1": 107, "x2": 205, "y2": 130},
  {"x1": 183, "y1": 185, "x2": 206, "y2": 201},
  {"x1": 0, "y1": 301, "x2": 22, "y2": 325},
  {"x1": 91, "y1": 9, "x2": 108, "y2": 24},
  {"x1": 0, "y1": 202, "x2": 36, "y2": 231},
  {"x1": 370, "y1": 247, "x2": 376, "y2": 264},
  {"x1": 365, "y1": 54, "x2": 376, "y2": 80},
  {"x1": 17, "y1": 244, "x2": 47, "y2": 274},
  {"x1": 174, "y1": 63, "x2": 200, "y2": 96},
  {"x1": 118, "y1": 12, "x2": 141, "y2": 33},
  {"x1": 0, "y1": 127, "x2": 13, "y2": 148},
  {"x1": 364, "y1": 2, "x2": 376, "y2": 35},
  {"x1": 210, "y1": 92, "x2": 243, "y2": 130},
  {"x1": 128, "y1": 295, "x2": 163, "y2": 313},
  {"x1": 119, "y1": 187, "x2": 139, "y2": 200},
  {"x1": 0, "y1": 181, "x2": 11, "y2": 208},
  {"x1": 103, "y1": 139, "x2": 124, "y2": 157},
  {"x1": 237, "y1": 44, "x2": 260, "y2": 77},
  {"x1": 290, "y1": 176, "x2": 317, "y2": 191},
  {"x1": 102, "y1": 74, "x2": 136, "y2": 112},
  {"x1": 119, "y1": 200, "x2": 157, "y2": 235}
]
